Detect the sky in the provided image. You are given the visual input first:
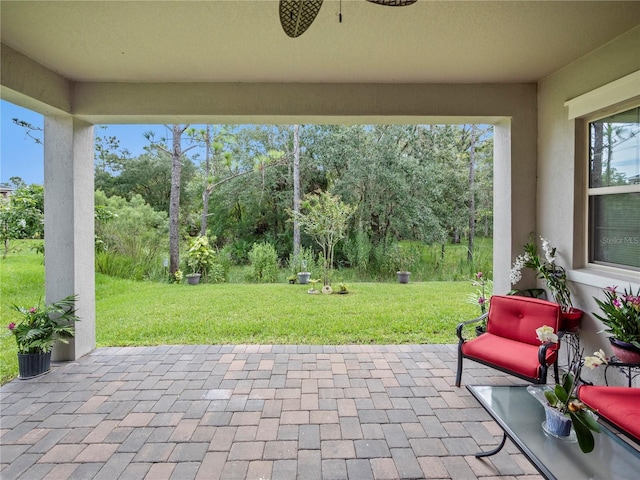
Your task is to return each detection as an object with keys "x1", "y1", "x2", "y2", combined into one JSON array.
[{"x1": 0, "y1": 99, "x2": 181, "y2": 186}]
